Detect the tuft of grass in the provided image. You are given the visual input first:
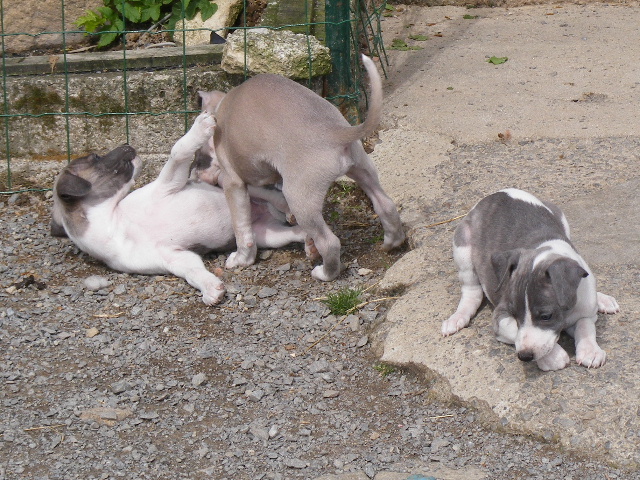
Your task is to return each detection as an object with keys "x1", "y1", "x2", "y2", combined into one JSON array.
[
  {"x1": 373, "y1": 362, "x2": 396, "y2": 377},
  {"x1": 367, "y1": 233, "x2": 385, "y2": 244},
  {"x1": 389, "y1": 38, "x2": 423, "y2": 51},
  {"x1": 323, "y1": 287, "x2": 363, "y2": 316}
]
